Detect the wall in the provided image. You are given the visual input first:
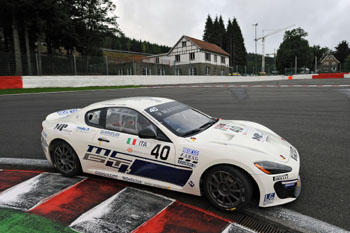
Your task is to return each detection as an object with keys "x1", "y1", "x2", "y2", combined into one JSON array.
[{"x1": 21, "y1": 75, "x2": 298, "y2": 89}]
